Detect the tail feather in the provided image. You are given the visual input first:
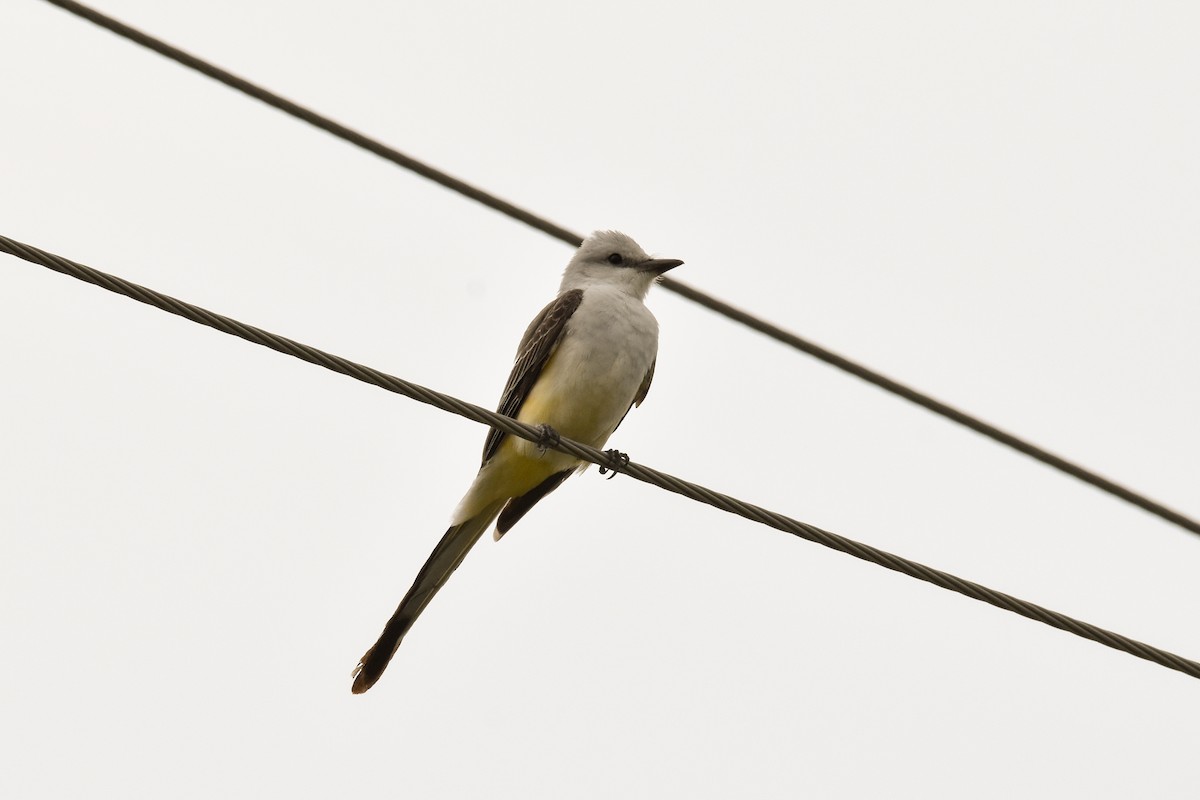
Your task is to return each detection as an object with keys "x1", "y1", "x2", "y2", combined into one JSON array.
[
  {"x1": 493, "y1": 468, "x2": 573, "y2": 541},
  {"x1": 351, "y1": 501, "x2": 503, "y2": 694}
]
